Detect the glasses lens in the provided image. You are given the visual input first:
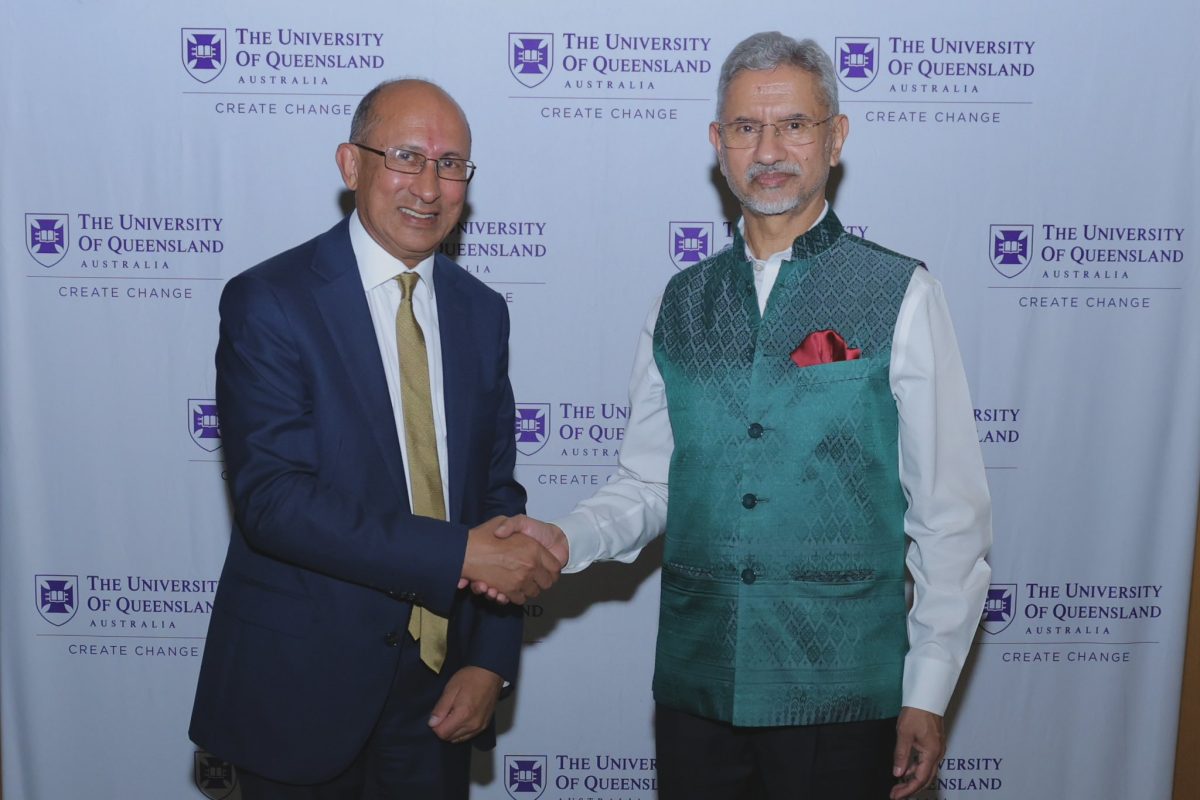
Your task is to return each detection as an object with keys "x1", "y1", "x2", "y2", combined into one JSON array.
[
  {"x1": 721, "y1": 124, "x2": 758, "y2": 149},
  {"x1": 778, "y1": 120, "x2": 819, "y2": 146},
  {"x1": 384, "y1": 148, "x2": 425, "y2": 174},
  {"x1": 436, "y1": 159, "x2": 473, "y2": 181}
]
